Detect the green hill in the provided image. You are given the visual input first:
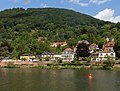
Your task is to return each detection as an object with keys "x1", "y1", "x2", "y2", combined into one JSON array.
[{"x1": 0, "y1": 8, "x2": 120, "y2": 58}]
